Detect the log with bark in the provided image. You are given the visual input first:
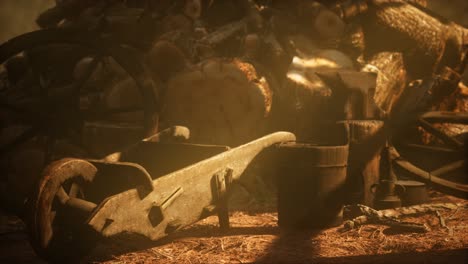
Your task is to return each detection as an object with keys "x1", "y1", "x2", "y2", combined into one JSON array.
[
  {"x1": 360, "y1": 0, "x2": 467, "y2": 79},
  {"x1": 361, "y1": 52, "x2": 407, "y2": 117},
  {"x1": 325, "y1": 1, "x2": 468, "y2": 123}
]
